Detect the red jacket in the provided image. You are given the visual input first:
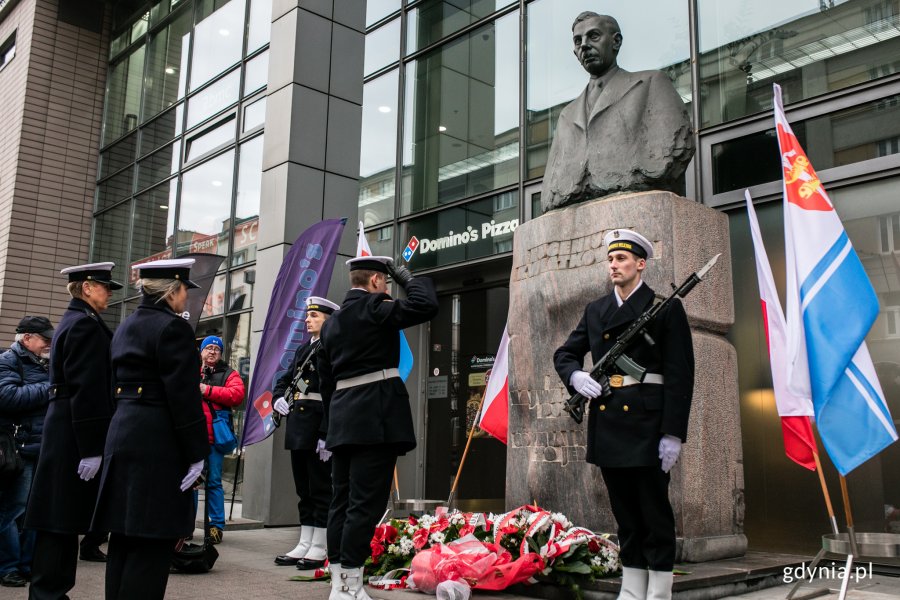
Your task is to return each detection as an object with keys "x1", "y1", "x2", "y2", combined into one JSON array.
[{"x1": 200, "y1": 362, "x2": 245, "y2": 444}]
